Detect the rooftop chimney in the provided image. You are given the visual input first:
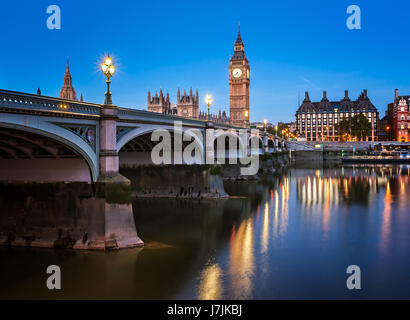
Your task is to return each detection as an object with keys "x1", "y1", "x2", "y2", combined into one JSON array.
[
  {"x1": 395, "y1": 88, "x2": 399, "y2": 100},
  {"x1": 321, "y1": 90, "x2": 328, "y2": 101},
  {"x1": 304, "y1": 91, "x2": 310, "y2": 102}
]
